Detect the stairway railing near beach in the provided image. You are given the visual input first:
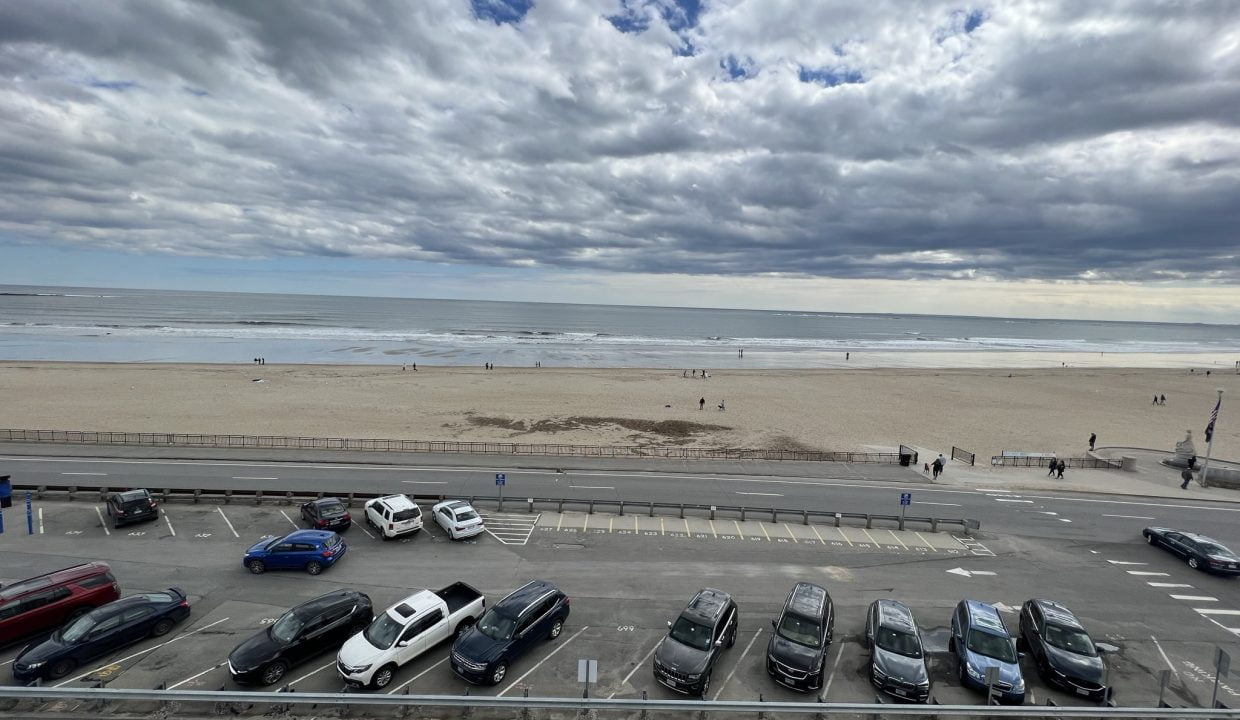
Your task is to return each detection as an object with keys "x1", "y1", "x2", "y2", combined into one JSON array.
[
  {"x1": 989, "y1": 454, "x2": 1123, "y2": 469},
  {"x1": 0, "y1": 428, "x2": 904, "y2": 463}
]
